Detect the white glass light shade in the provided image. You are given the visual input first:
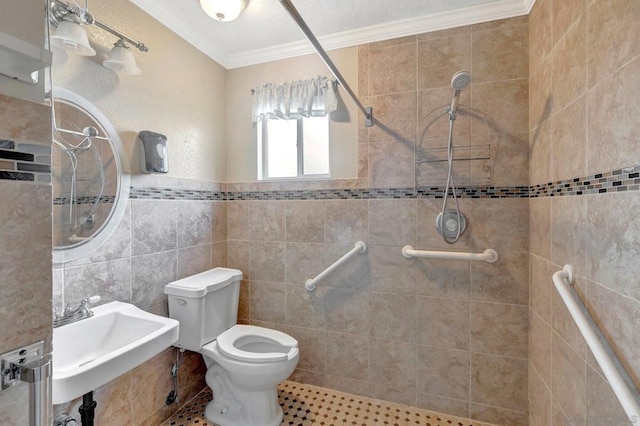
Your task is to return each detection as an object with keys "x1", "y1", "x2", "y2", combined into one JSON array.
[
  {"x1": 103, "y1": 44, "x2": 141, "y2": 75},
  {"x1": 200, "y1": 0, "x2": 249, "y2": 22},
  {"x1": 50, "y1": 20, "x2": 96, "y2": 56}
]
